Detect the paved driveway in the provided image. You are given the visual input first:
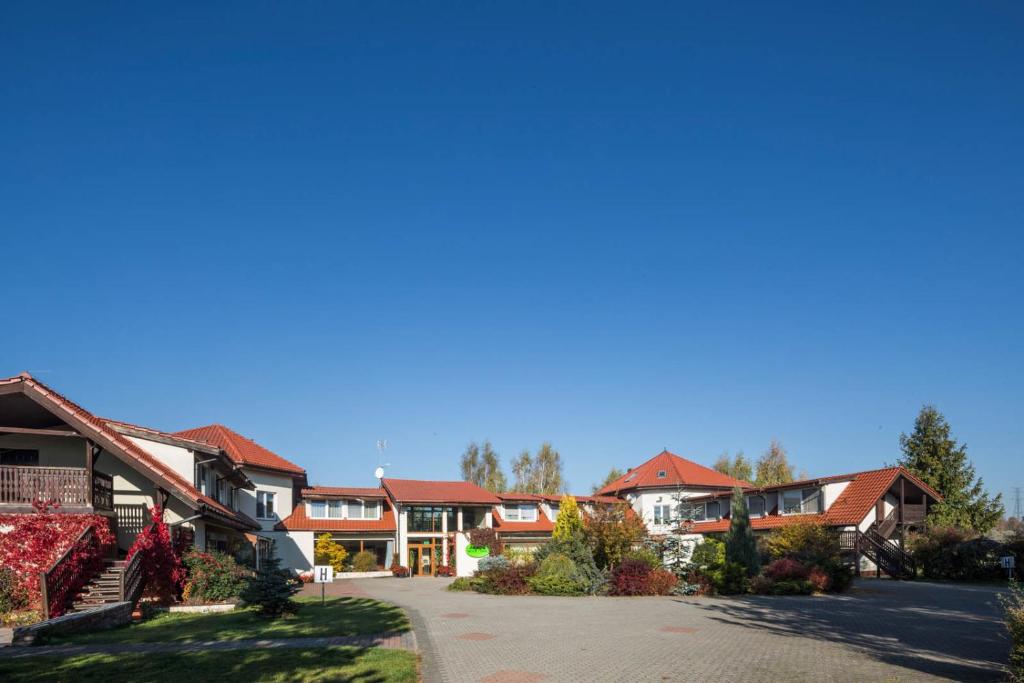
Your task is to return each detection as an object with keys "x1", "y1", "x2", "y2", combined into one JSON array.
[{"x1": 334, "y1": 577, "x2": 1009, "y2": 682}]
